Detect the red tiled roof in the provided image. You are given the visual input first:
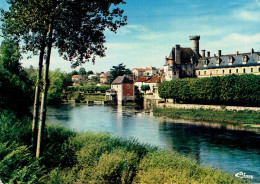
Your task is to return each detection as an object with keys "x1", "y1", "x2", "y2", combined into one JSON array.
[
  {"x1": 135, "y1": 77, "x2": 149, "y2": 82},
  {"x1": 100, "y1": 73, "x2": 109, "y2": 78},
  {"x1": 145, "y1": 75, "x2": 161, "y2": 83},
  {"x1": 133, "y1": 68, "x2": 146, "y2": 72},
  {"x1": 145, "y1": 67, "x2": 157, "y2": 70},
  {"x1": 72, "y1": 75, "x2": 80, "y2": 78}
]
